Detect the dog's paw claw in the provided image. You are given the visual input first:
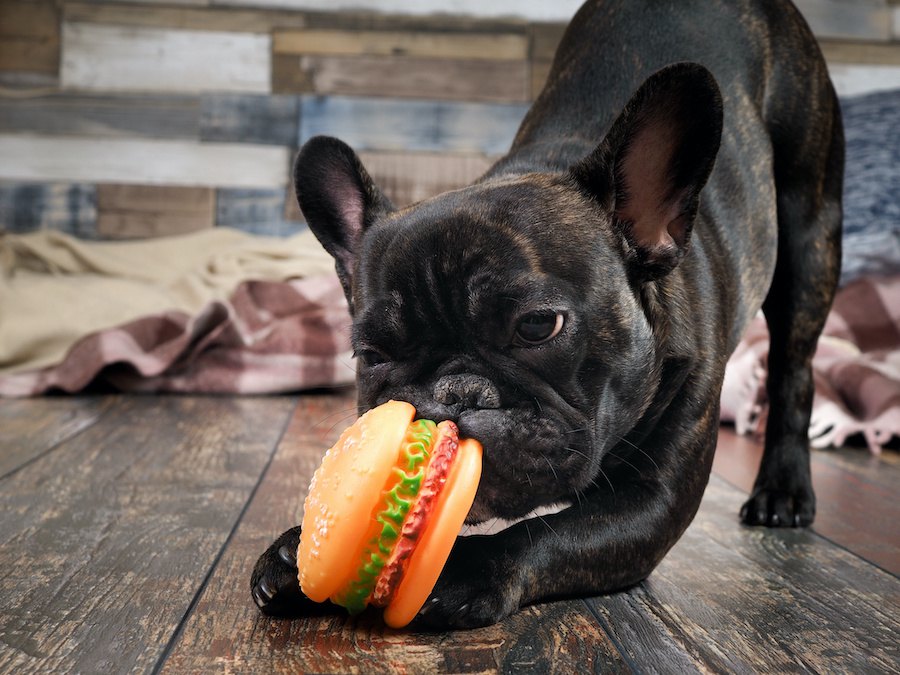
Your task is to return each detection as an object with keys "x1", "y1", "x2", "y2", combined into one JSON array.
[
  {"x1": 412, "y1": 536, "x2": 521, "y2": 629},
  {"x1": 278, "y1": 543, "x2": 297, "y2": 567},
  {"x1": 415, "y1": 592, "x2": 510, "y2": 630},
  {"x1": 250, "y1": 526, "x2": 324, "y2": 618},
  {"x1": 740, "y1": 487, "x2": 815, "y2": 528}
]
